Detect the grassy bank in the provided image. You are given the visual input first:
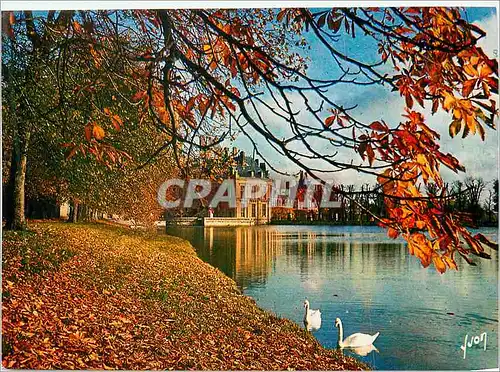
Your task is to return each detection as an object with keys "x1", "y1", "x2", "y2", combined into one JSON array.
[{"x1": 2, "y1": 222, "x2": 366, "y2": 370}]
